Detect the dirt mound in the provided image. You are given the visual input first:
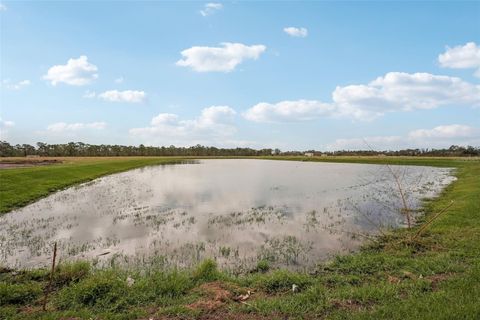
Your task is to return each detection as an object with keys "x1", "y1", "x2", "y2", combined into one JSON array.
[{"x1": 187, "y1": 281, "x2": 233, "y2": 311}]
